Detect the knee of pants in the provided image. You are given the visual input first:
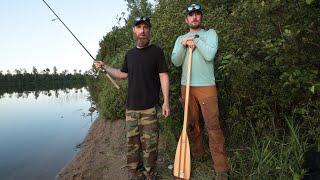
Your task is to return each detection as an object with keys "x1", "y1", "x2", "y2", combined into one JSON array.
[
  {"x1": 126, "y1": 119, "x2": 139, "y2": 138},
  {"x1": 140, "y1": 122, "x2": 159, "y2": 149},
  {"x1": 200, "y1": 96, "x2": 221, "y2": 130},
  {"x1": 127, "y1": 138, "x2": 141, "y2": 154},
  {"x1": 208, "y1": 130, "x2": 225, "y2": 144},
  {"x1": 141, "y1": 132, "x2": 158, "y2": 151}
]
